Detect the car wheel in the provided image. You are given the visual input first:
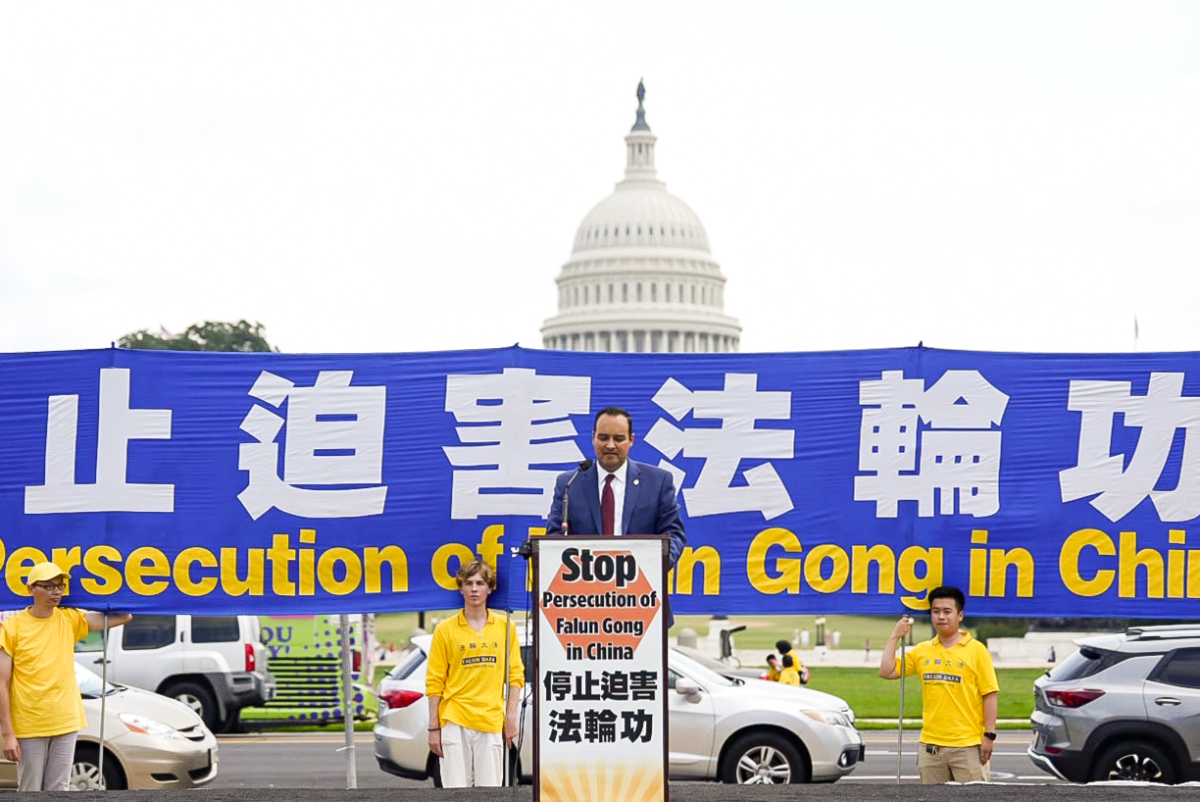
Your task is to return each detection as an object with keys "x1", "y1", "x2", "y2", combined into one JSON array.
[
  {"x1": 720, "y1": 731, "x2": 808, "y2": 784},
  {"x1": 164, "y1": 680, "x2": 220, "y2": 731},
  {"x1": 1091, "y1": 740, "x2": 1177, "y2": 783},
  {"x1": 71, "y1": 744, "x2": 126, "y2": 790}
]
